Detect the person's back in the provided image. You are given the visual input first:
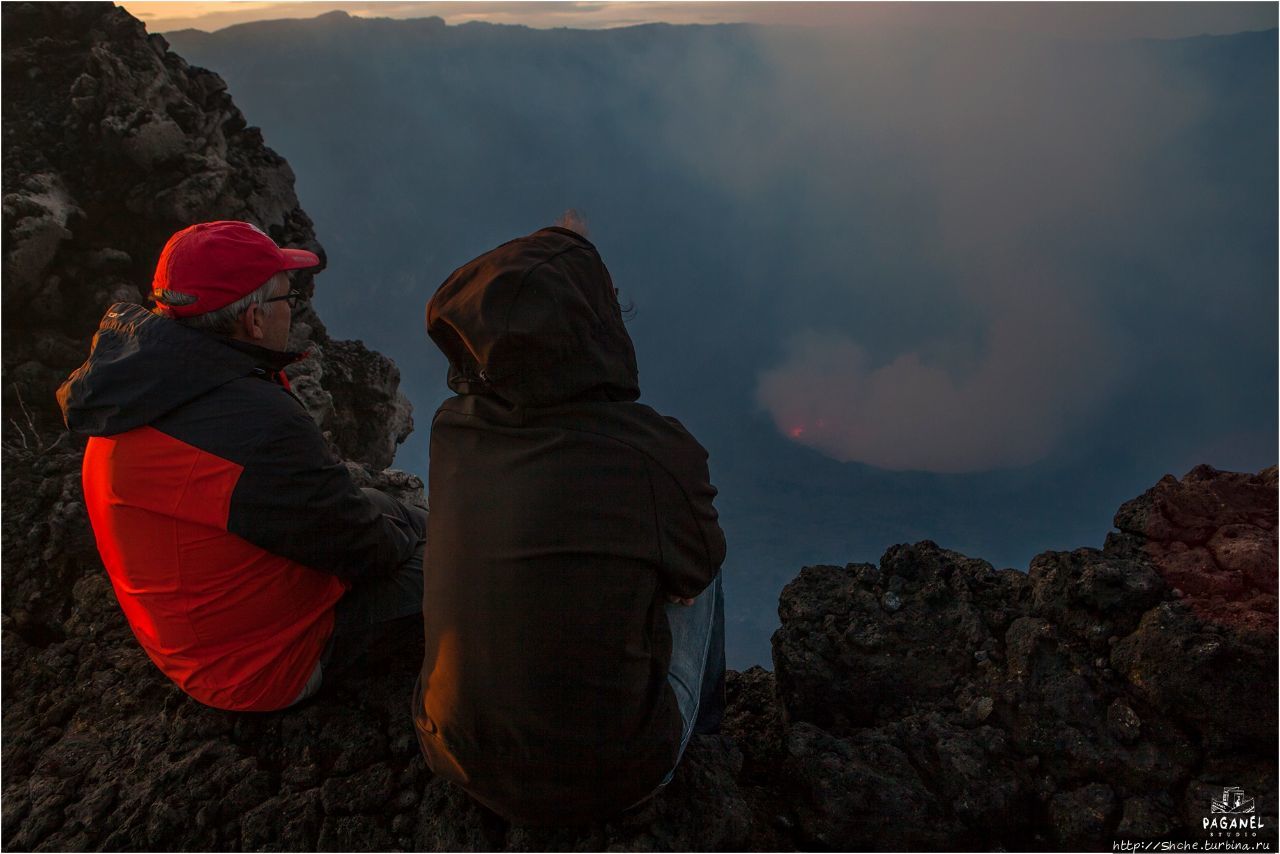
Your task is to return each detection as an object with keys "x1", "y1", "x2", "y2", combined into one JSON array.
[
  {"x1": 69, "y1": 313, "x2": 348, "y2": 709},
  {"x1": 59, "y1": 221, "x2": 426, "y2": 712},
  {"x1": 416, "y1": 225, "x2": 726, "y2": 824}
]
